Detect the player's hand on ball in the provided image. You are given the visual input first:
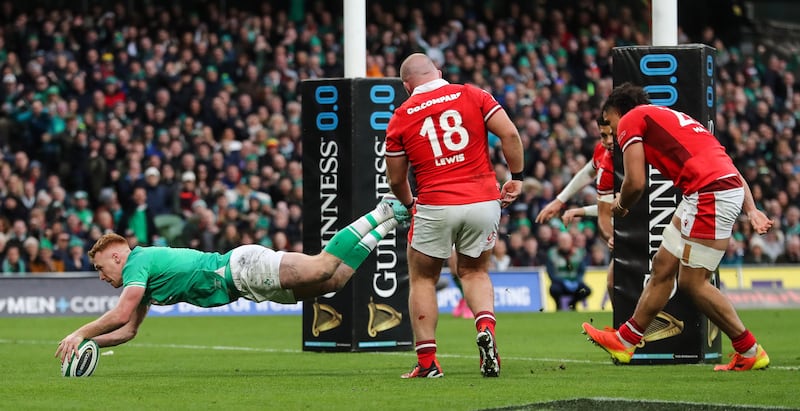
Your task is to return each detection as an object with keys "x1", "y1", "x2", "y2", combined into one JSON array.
[{"x1": 56, "y1": 333, "x2": 84, "y2": 363}]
